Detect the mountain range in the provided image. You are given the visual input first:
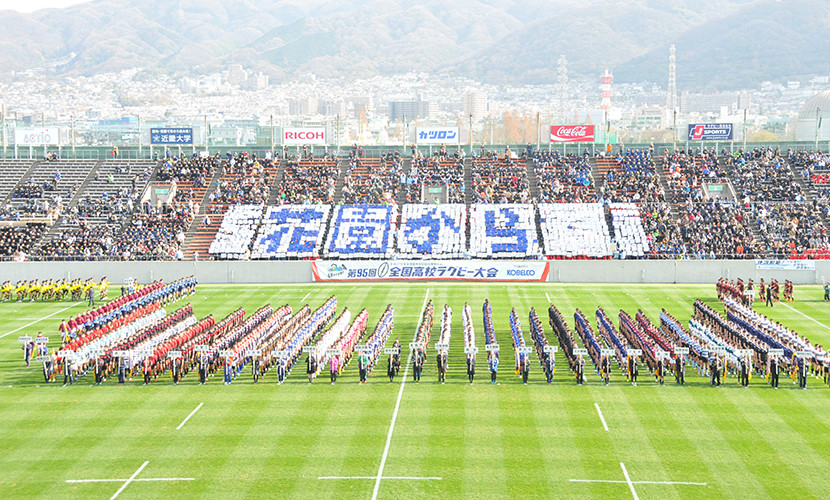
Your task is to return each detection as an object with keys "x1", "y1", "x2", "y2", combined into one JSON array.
[{"x1": 0, "y1": 0, "x2": 828, "y2": 89}]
